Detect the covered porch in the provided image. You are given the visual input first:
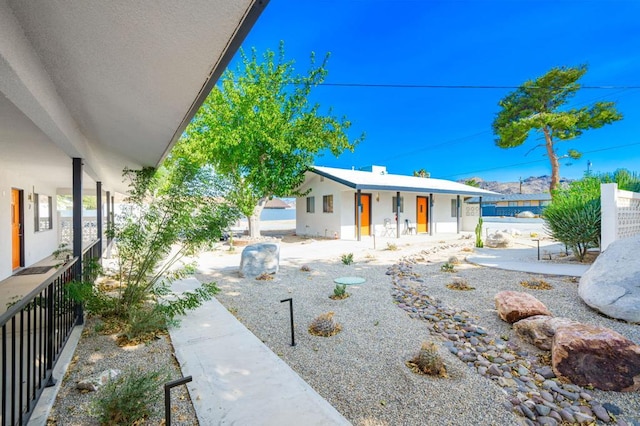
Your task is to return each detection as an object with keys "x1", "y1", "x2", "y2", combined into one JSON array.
[{"x1": 0, "y1": 1, "x2": 268, "y2": 423}]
